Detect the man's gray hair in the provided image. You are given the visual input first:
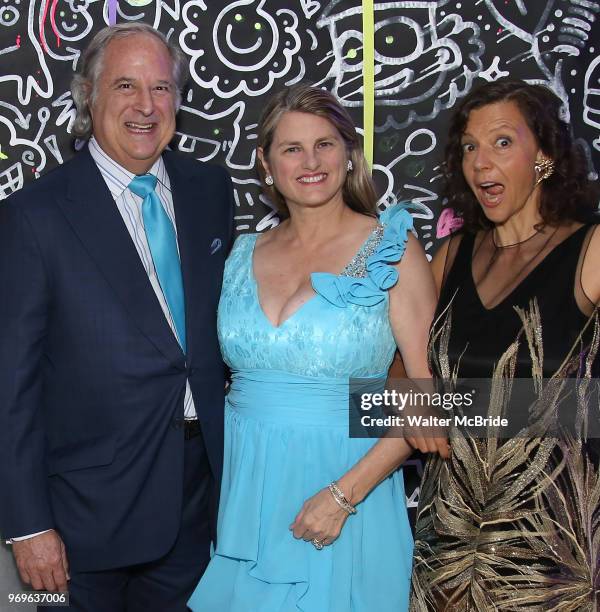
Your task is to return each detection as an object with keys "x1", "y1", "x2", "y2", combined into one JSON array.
[{"x1": 71, "y1": 23, "x2": 188, "y2": 140}]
